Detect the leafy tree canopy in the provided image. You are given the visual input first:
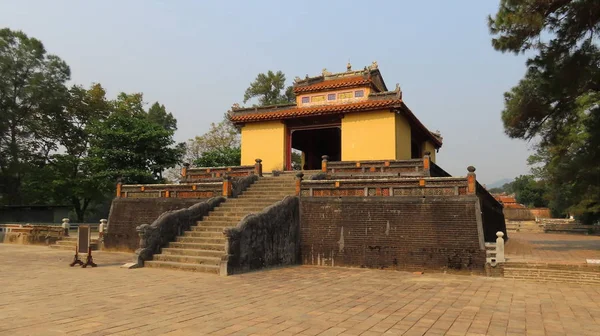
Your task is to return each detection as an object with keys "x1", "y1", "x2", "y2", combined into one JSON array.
[
  {"x1": 0, "y1": 28, "x2": 70, "y2": 204},
  {"x1": 489, "y1": 0, "x2": 600, "y2": 222},
  {"x1": 243, "y1": 70, "x2": 295, "y2": 106}
]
